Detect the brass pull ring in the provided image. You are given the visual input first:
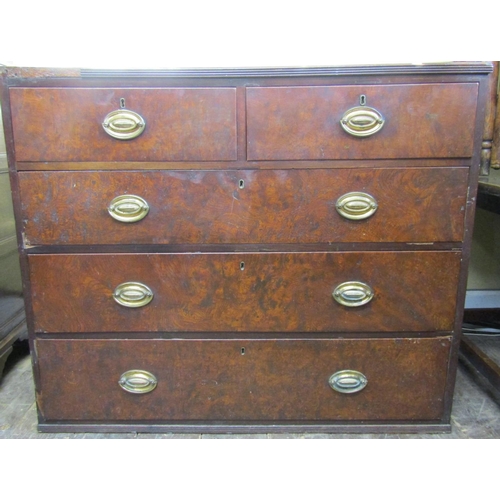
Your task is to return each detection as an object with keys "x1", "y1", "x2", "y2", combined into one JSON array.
[
  {"x1": 333, "y1": 281, "x2": 374, "y2": 307},
  {"x1": 329, "y1": 370, "x2": 367, "y2": 394},
  {"x1": 102, "y1": 109, "x2": 146, "y2": 140},
  {"x1": 340, "y1": 106, "x2": 384, "y2": 137},
  {"x1": 108, "y1": 194, "x2": 150, "y2": 223},
  {"x1": 113, "y1": 282, "x2": 154, "y2": 308},
  {"x1": 336, "y1": 192, "x2": 378, "y2": 220},
  {"x1": 119, "y1": 370, "x2": 157, "y2": 394}
]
